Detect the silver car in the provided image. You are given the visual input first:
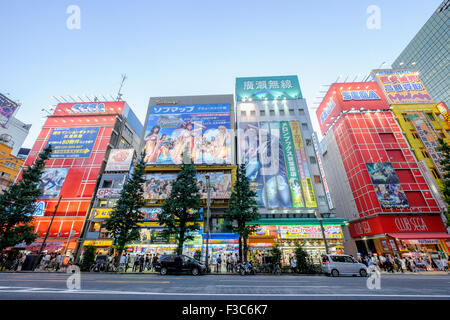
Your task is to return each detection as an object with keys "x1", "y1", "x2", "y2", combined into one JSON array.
[{"x1": 322, "y1": 254, "x2": 368, "y2": 277}]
